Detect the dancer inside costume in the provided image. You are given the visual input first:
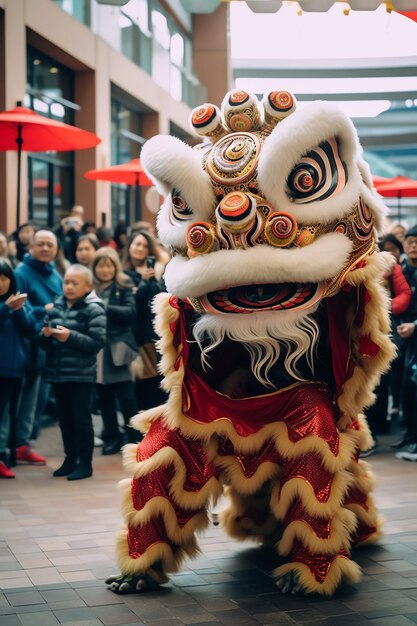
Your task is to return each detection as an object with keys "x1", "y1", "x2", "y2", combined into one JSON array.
[{"x1": 106, "y1": 90, "x2": 395, "y2": 596}]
